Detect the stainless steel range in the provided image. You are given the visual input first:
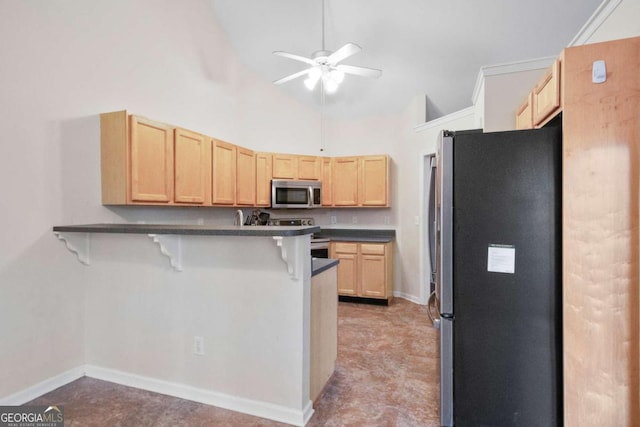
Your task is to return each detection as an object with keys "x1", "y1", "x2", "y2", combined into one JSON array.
[{"x1": 268, "y1": 218, "x2": 329, "y2": 258}]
